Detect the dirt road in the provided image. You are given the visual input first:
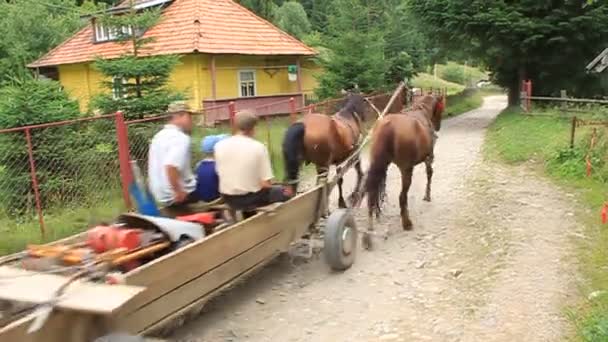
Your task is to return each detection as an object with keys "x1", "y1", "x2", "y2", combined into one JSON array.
[{"x1": 173, "y1": 96, "x2": 580, "y2": 342}]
